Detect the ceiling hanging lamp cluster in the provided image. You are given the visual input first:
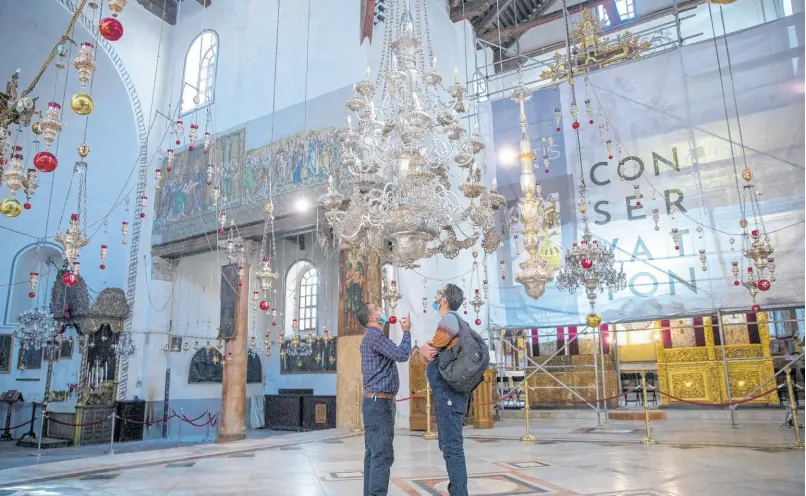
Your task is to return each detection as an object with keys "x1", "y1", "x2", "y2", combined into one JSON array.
[{"x1": 320, "y1": 0, "x2": 504, "y2": 267}]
